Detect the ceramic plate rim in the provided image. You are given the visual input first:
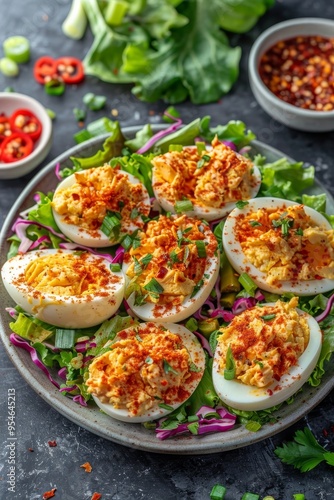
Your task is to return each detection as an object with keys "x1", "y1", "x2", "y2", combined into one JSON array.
[{"x1": 1, "y1": 125, "x2": 333, "y2": 454}]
